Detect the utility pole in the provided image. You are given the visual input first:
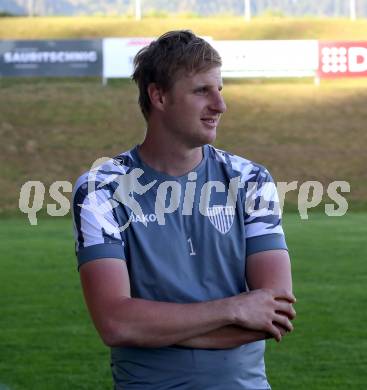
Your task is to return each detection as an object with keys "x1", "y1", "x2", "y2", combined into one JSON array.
[
  {"x1": 244, "y1": 0, "x2": 251, "y2": 21},
  {"x1": 334, "y1": 0, "x2": 341, "y2": 17},
  {"x1": 28, "y1": 0, "x2": 34, "y2": 16},
  {"x1": 350, "y1": 0, "x2": 356, "y2": 21},
  {"x1": 135, "y1": 0, "x2": 141, "y2": 21},
  {"x1": 39, "y1": 0, "x2": 45, "y2": 16}
]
